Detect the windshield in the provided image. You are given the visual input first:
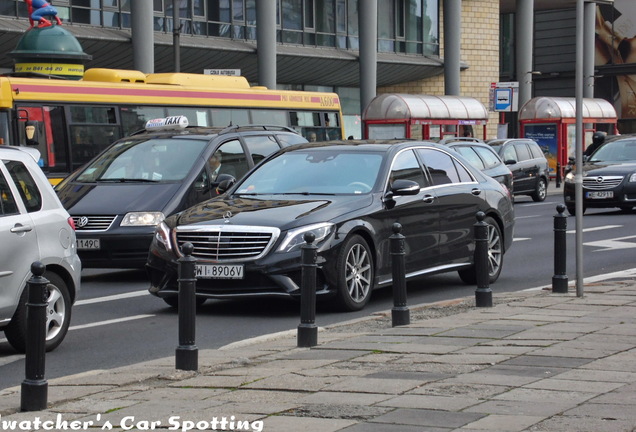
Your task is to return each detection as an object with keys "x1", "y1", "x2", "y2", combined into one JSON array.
[
  {"x1": 589, "y1": 138, "x2": 636, "y2": 163},
  {"x1": 74, "y1": 138, "x2": 208, "y2": 183},
  {"x1": 236, "y1": 149, "x2": 383, "y2": 195}
]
